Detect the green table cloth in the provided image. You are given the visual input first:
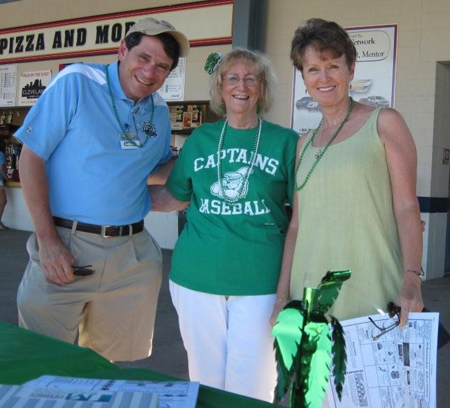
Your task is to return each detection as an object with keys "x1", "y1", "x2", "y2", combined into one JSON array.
[{"x1": 0, "y1": 322, "x2": 279, "y2": 407}]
